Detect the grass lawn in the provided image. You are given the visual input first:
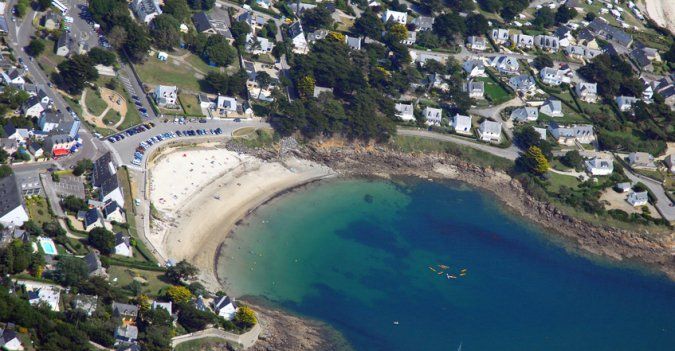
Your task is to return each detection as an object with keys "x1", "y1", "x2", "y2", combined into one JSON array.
[
  {"x1": 118, "y1": 167, "x2": 156, "y2": 264},
  {"x1": 475, "y1": 76, "x2": 513, "y2": 105},
  {"x1": 102, "y1": 108, "x2": 121, "y2": 126},
  {"x1": 178, "y1": 92, "x2": 205, "y2": 116},
  {"x1": 84, "y1": 88, "x2": 107, "y2": 116},
  {"x1": 391, "y1": 134, "x2": 514, "y2": 171},
  {"x1": 25, "y1": 196, "x2": 54, "y2": 226},
  {"x1": 136, "y1": 53, "x2": 231, "y2": 92},
  {"x1": 107, "y1": 265, "x2": 167, "y2": 296},
  {"x1": 174, "y1": 337, "x2": 233, "y2": 351},
  {"x1": 36, "y1": 39, "x2": 64, "y2": 76},
  {"x1": 546, "y1": 172, "x2": 580, "y2": 193},
  {"x1": 97, "y1": 77, "x2": 143, "y2": 130}
]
